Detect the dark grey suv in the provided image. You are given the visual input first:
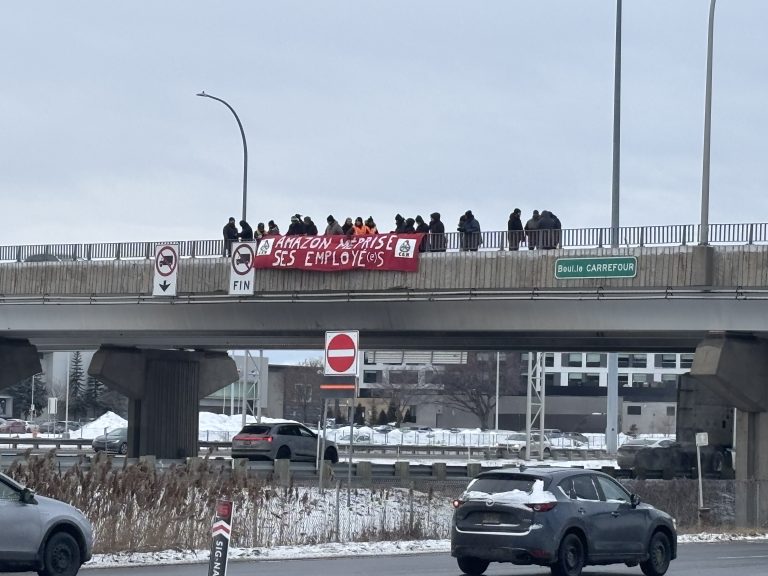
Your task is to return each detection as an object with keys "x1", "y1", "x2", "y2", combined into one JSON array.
[
  {"x1": 451, "y1": 466, "x2": 676, "y2": 576},
  {"x1": 0, "y1": 472, "x2": 93, "y2": 575},
  {"x1": 232, "y1": 422, "x2": 339, "y2": 463}
]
